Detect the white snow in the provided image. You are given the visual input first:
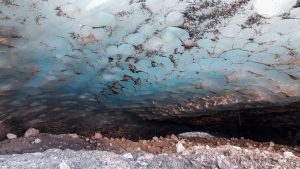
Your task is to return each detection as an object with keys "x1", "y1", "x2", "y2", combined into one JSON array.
[
  {"x1": 253, "y1": 0, "x2": 297, "y2": 17},
  {"x1": 290, "y1": 8, "x2": 300, "y2": 18}
]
